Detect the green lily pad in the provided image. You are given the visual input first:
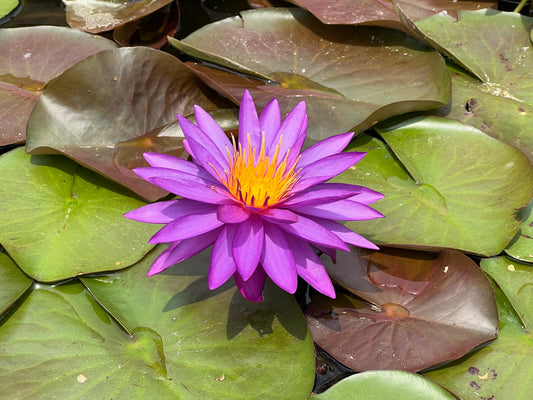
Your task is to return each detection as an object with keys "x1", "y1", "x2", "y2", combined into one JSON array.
[
  {"x1": 311, "y1": 370, "x2": 456, "y2": 400},
  {"x1": 425, "y1": 257, "x2": 533, "y2": 400},
  {"x1": 505, "y1": 200, "x2": 533, "y2": 262},
  {"x1": 0, "y1": 252, "x2": 32, "y2": 315},
  {"x1": 25, "y1": 46, "x2": 223, "y2": 201},
  {"x1": 0, "y1": 0, "x2": 18, "y2": 18},
  {"x1": 169, "y1": 7, "x2": 451, "y2": 142},
  {"x1": 339, "y1": 117, "x2": 533, "y2": 255},
  {"x1": 0, "y1": 245, "x2": 315, "y2": 399},
  {"x1": 0, "y1": 147, "x2": 157, "y2": 282},
  {"x1": 63, "y1": 0, "x2": 174, "y2": 33},
  {"x1": 81, "y1": 247, "x2": 315, "y2": 399},
  {"x1": 0, "y1": 26, "x2": 118, "y2": 146},
  {"x1": 306, "y1": 247, "x2": 498, "y2": 372}
]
